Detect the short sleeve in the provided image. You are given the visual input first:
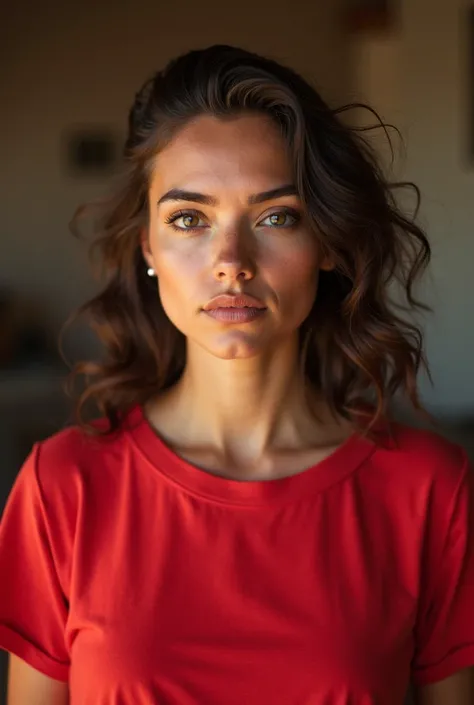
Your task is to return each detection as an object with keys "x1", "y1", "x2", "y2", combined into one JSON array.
[
  {"x1": 0, "y1": 443, "x2": 70, "y2": 680},
  {"x1": 412, "y1": 452, "x2": 474, "y2": 685}
]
